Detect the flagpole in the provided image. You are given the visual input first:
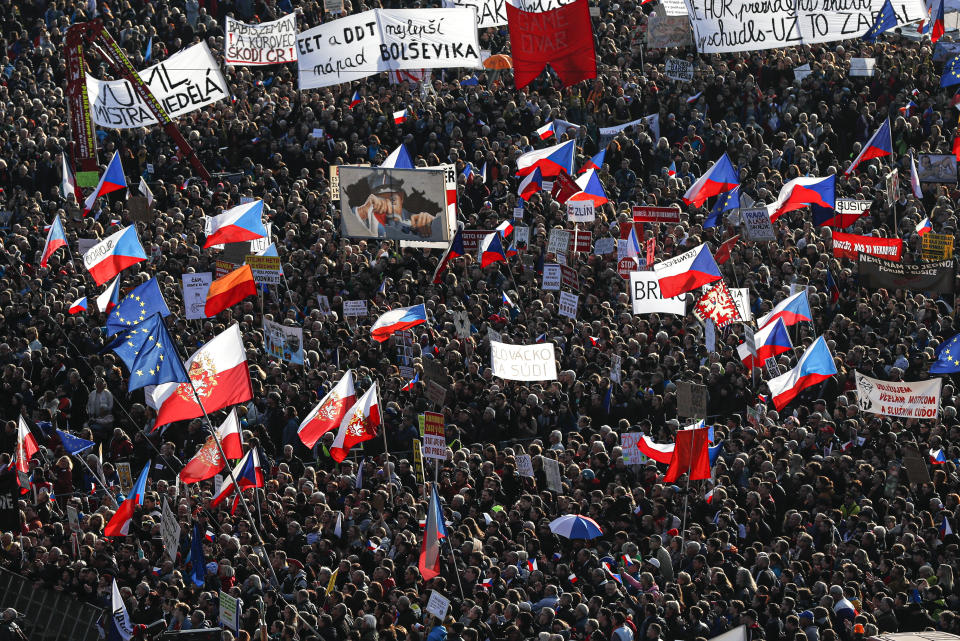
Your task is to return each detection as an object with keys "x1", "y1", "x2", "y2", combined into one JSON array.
[
  {"x1": 76, "y1": 452, "x2": 119, "y2": 509},
  {"x1": 503, "y1": 258, "x2": 528, "y2": 323},
  {"x1": 433, "y1": 481, "x2": 467, "y2": 602},
  {"x1": 379, "y1": 386, "x2": 394, "y2": 508}
]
